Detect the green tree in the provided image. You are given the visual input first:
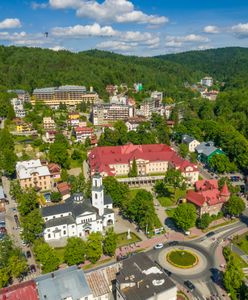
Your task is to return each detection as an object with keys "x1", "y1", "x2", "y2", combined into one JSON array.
[
  {"x1": 17, "y1": 189, "x2": 38, "y2": 216},
  {"x1": 103, "y1": 228, "x2": 117, "y2": 257},
  {"x1": 173, "y1": 203, "x2": 197, "y2": 230},
  {"x1": 61, "y1": 168, "x2": 69, "y2": 182},
  {"x1": 179, "y1": 143, "x2": 189, "y2": 158},
  {"x1": 224, "y1": 257, "x2": 244, "y2": 297},
  {"x1": 50, "y1": 192, "x2": 61, "y2": 203},
  {"x1": 49, "y1": 134, "x2": 70, "y2": 168},
  {"x1": 10, "y1": 180, "x2": 22, "y2": 200},
  {"x1": 224, "y1": 195, "x2": 245, "y2": 216},
  {"x1": 8, "y1": 255, "x2": 27, "y2": 278},
  {"x1": 69, "y1": 173, "x2": 86, "y2": 194},
  {"x1": 21, "y1": 209, "x2": 44, "y2": 243},
  {"x1": 33, "y1": 240, "x2": 60, "y2": 273},
  {"x1": 164, "y1": 168, "x2": 185, "y2": 200},
  {"x1": 196, "y1": 213, "x2": 211, "y2": 229},
  {"x1": 0, "y1": 268, "x2": 9, "y2": 288},
  {"x1": 209, "y1": 154, "x2": 237, "y2": 174},
  {"x1": 129, "y1": 159, "x2": 138, "y2": 177},
  {"x1": 114, "y1": 120, "x2": 128, "y2": 145},
  {"x1": 86, "y1": 232, "x2": 103, "y2": 264},
  {"x1": 64, "y1": 237, "x2": 86, "y2": 266}
]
